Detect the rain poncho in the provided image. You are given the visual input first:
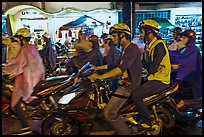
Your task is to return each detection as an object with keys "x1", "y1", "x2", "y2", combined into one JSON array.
[
  {"x1": 2, "y1": 44, "x2": 45, "y2": 107},
  {"x1": 169, "y1": 45, "x2": 202, "y2": 83},
  {"x1": 39, "y1": 41, "x2": 57, "y2": 75},
  {"x1": 6, "y1": 42, "x2": 21, "y2": 63}
]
